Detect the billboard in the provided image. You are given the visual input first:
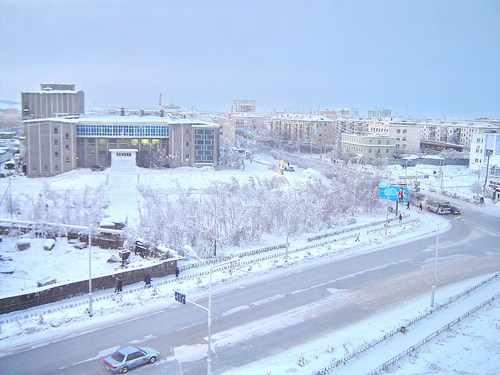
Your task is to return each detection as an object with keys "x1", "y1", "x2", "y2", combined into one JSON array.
[{"x1": 378, "y1": 182, "x2": 410, "y2": 202}]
